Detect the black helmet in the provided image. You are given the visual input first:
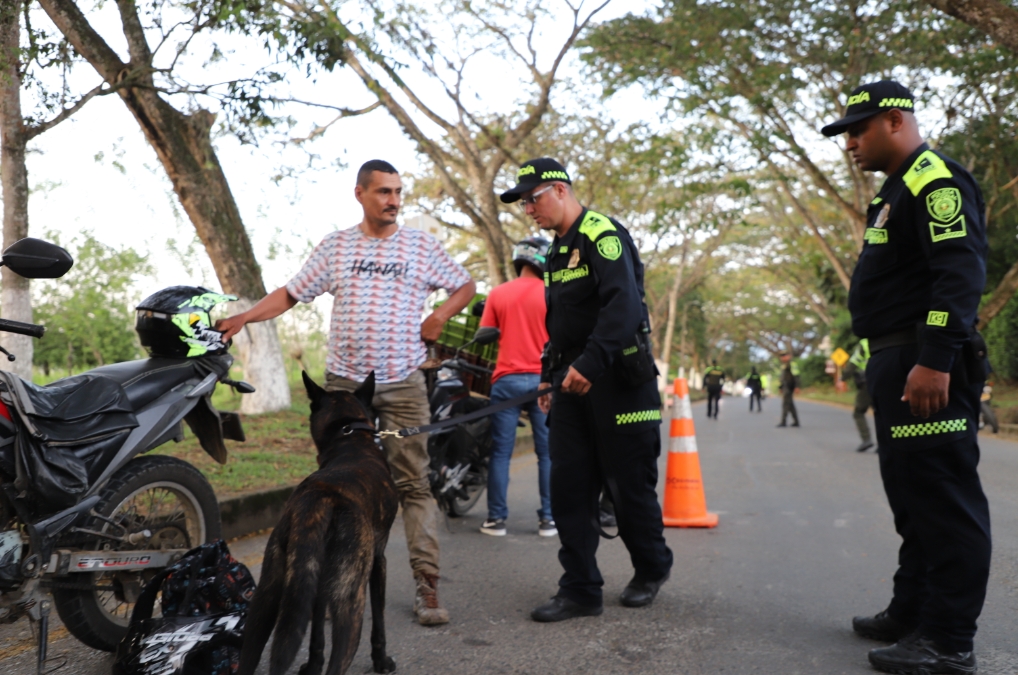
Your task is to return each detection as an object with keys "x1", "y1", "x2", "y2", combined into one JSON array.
[
  {"x1": 512, "y1": 236, "x2": 551, "y2": 276},
  {"x1": 136, "y1": 286, "x2": 237, "y2": 358}
]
